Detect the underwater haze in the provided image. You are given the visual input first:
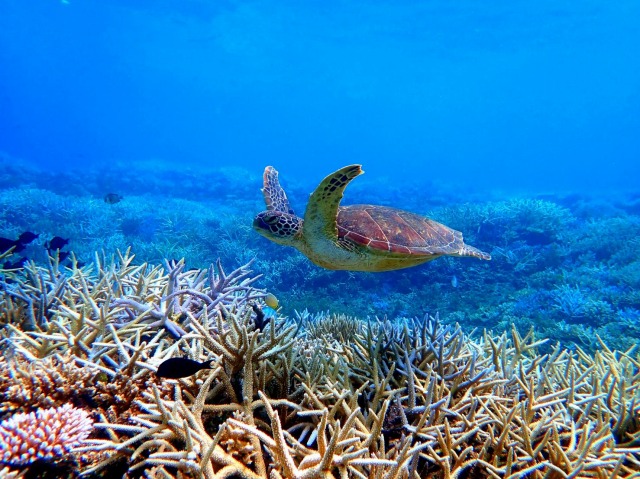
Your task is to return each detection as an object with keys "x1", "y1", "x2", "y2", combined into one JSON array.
[{"x1": 1, "y1": 0, "x2": 639, "y2": 192}]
